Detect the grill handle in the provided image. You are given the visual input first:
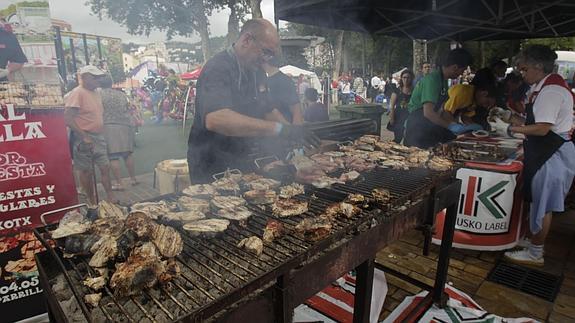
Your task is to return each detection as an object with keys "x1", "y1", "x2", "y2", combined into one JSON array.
[
  {"x1": 33, "y1": 228, "x2": 94, "y2": 322},
  {"x1": 40, "y1": 203, "x2": 87, "y2": 226},
  {"x1": 212, "y1": 168, "x2": 242, "y2": 180},
  {"x1": 254, "y1": 155, "x2": 279, "y2": 169}
]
